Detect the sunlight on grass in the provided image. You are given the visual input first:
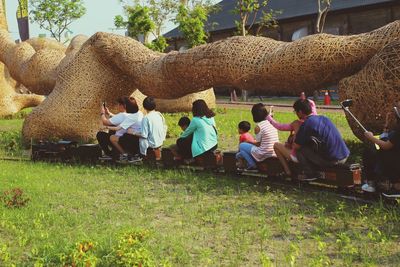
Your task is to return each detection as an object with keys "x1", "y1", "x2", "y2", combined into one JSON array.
[
  {"x1": 0, "y1": 108, "x2": 398, "y2": 265},
  {"x1": 0, "y1": 161, "x2": 400, "y2": 265}
]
